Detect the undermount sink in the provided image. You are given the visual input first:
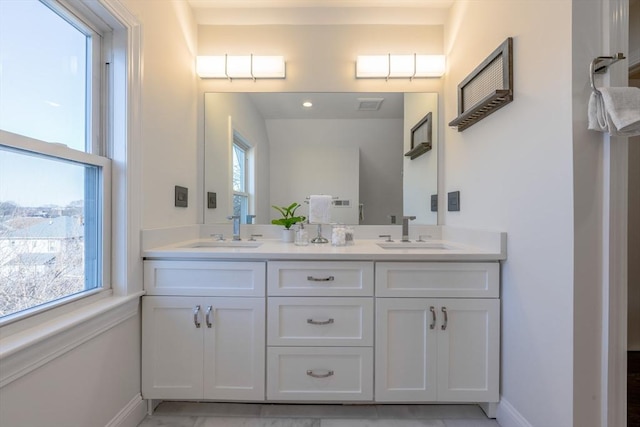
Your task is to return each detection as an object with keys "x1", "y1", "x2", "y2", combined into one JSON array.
[
  {"x1": 180, "y1": 241, "x2": 263, "y2": 249},
  {"x1": 377, "y1": 241, "x2": 454, "y2": 250}
]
